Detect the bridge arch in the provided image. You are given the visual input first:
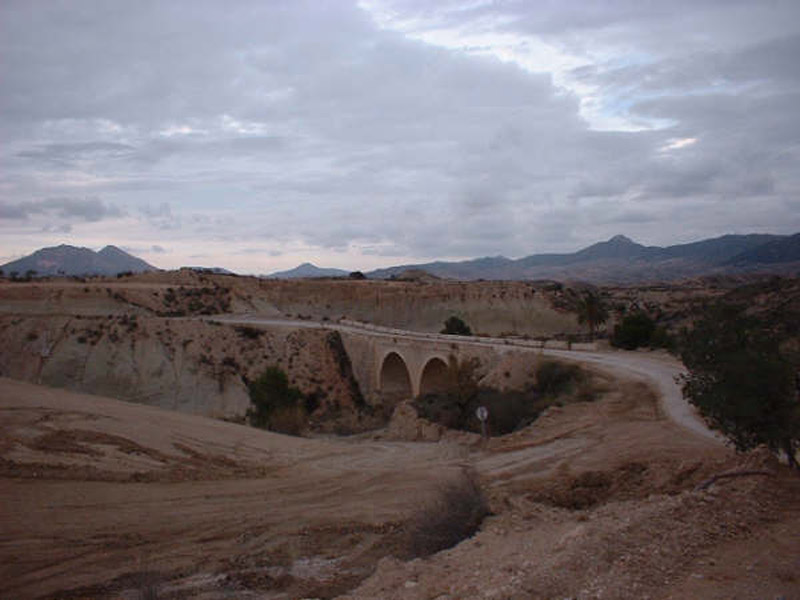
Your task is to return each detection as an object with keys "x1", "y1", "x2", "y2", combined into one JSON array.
[
  {"x1": 418, "y1": 356, "x2": 450, "y2": 397},
  {"x1": 379, "y1": 351, "x2": 413, "y2": 403}
]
